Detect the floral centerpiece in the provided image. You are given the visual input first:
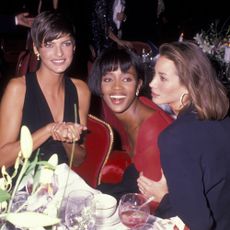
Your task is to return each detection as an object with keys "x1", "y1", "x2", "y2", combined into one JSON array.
[
  {"x1": 194, "y1": 20, "x2": 230, "y2": 81},
  {"x1": 0, "y1": 126, "x2": 98, "y2": 230},
  {"x1": 0, "y1": 126, "x2": 61, "y2": 229}
]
